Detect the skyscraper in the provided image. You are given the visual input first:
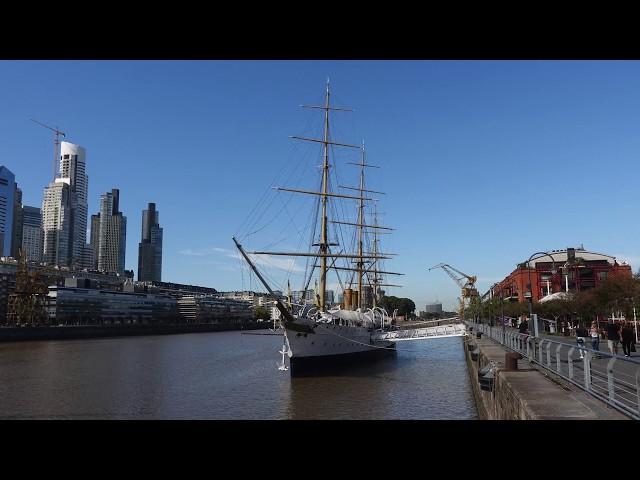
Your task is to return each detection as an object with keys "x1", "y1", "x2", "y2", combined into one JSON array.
[
  {"x1": 89, "y1": 213, "x2": 101, "y2": 270},
  {"x1": 138, "y1": 202, "x2": 163, "y2": 281},
  {"x1": 97, "y1": 189, "x2": 126, "y2": 275},
  {"x1": 40, "y1": 142, "x2": 89, "y2": 269},
  {"x1": 11, "y1": 185, "x2": 22, "y2": 258},
  {"x1": 42, "y1": 180, "x2": 72, "y2": 266},
  {"x1": 59, "y1": 142, "x2": 88, "y2": 268},
  {"x1": 21, "y1": 206, "x2": 42, "y2": 262},
  {"x1": 0, "y1": 166, "x2": 16, "y2": 257}
]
